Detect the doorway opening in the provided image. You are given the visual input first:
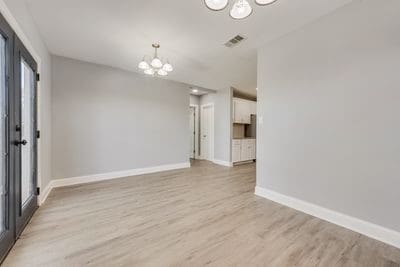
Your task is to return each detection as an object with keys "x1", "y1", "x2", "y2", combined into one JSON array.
[{"x1": 189, "y1": 91, "x2": 215, "y2": 163}]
